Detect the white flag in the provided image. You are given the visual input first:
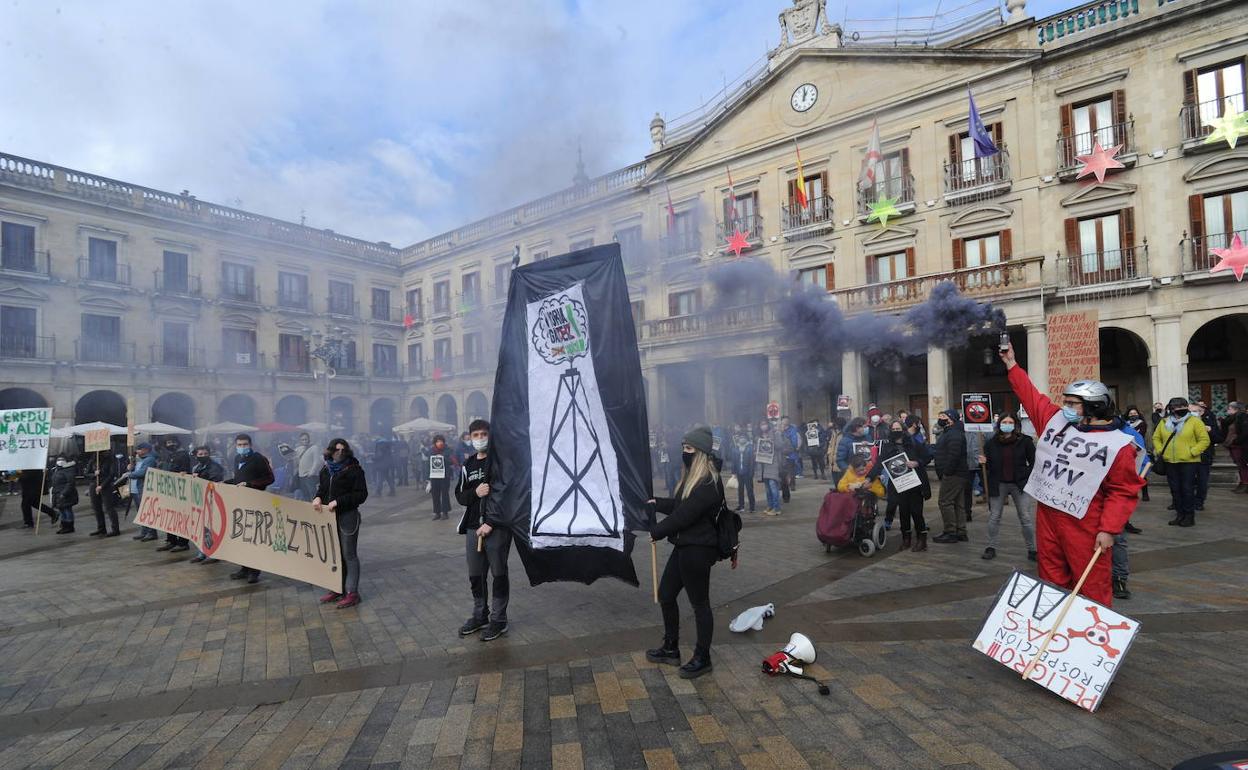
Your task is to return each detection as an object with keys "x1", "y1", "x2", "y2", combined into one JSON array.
[{"x1": 857, "y1": 118, "x2": 883, "y2": 193}]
